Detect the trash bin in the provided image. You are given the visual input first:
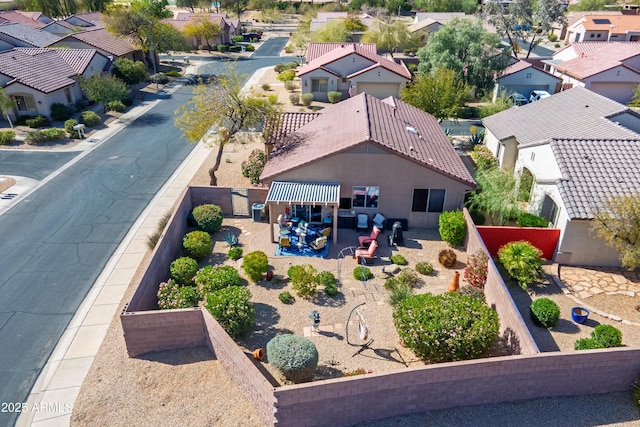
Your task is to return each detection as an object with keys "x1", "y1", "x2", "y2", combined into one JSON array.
[{"x1": 252, "y1": 203, "x2": 265, "y2": 222}]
